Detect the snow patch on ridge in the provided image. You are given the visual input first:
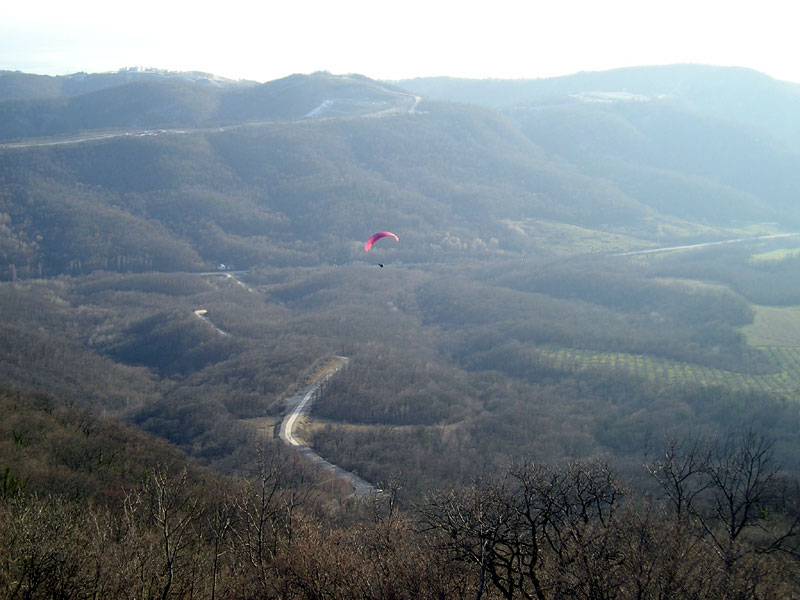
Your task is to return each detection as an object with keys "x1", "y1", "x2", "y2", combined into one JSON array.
[{"x1": 570, "y1": 91, "x2": 655, "y2": 103}]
